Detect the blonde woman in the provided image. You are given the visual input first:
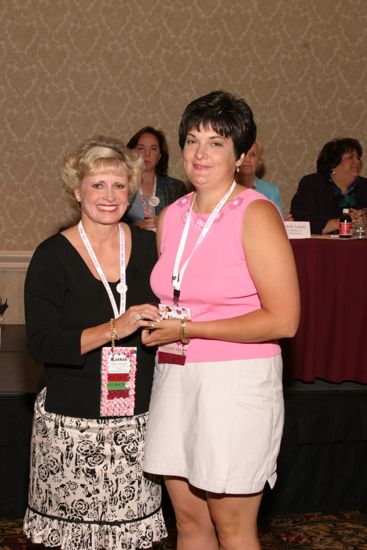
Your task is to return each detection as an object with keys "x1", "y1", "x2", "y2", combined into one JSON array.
[
  {"x1": 237, "y1": 140, "x2": 285, "y2": 216},
  {"x1": 23, "y1": 136, "x2": 166, "y2": 549}
]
